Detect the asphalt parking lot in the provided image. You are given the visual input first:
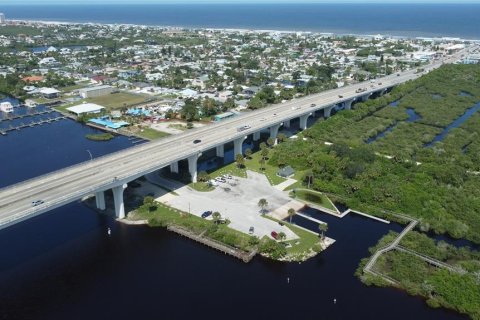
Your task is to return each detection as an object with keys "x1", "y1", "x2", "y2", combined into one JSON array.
[{"x1": 157, "y1": 171, "x2": 299, "y2": 240}]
